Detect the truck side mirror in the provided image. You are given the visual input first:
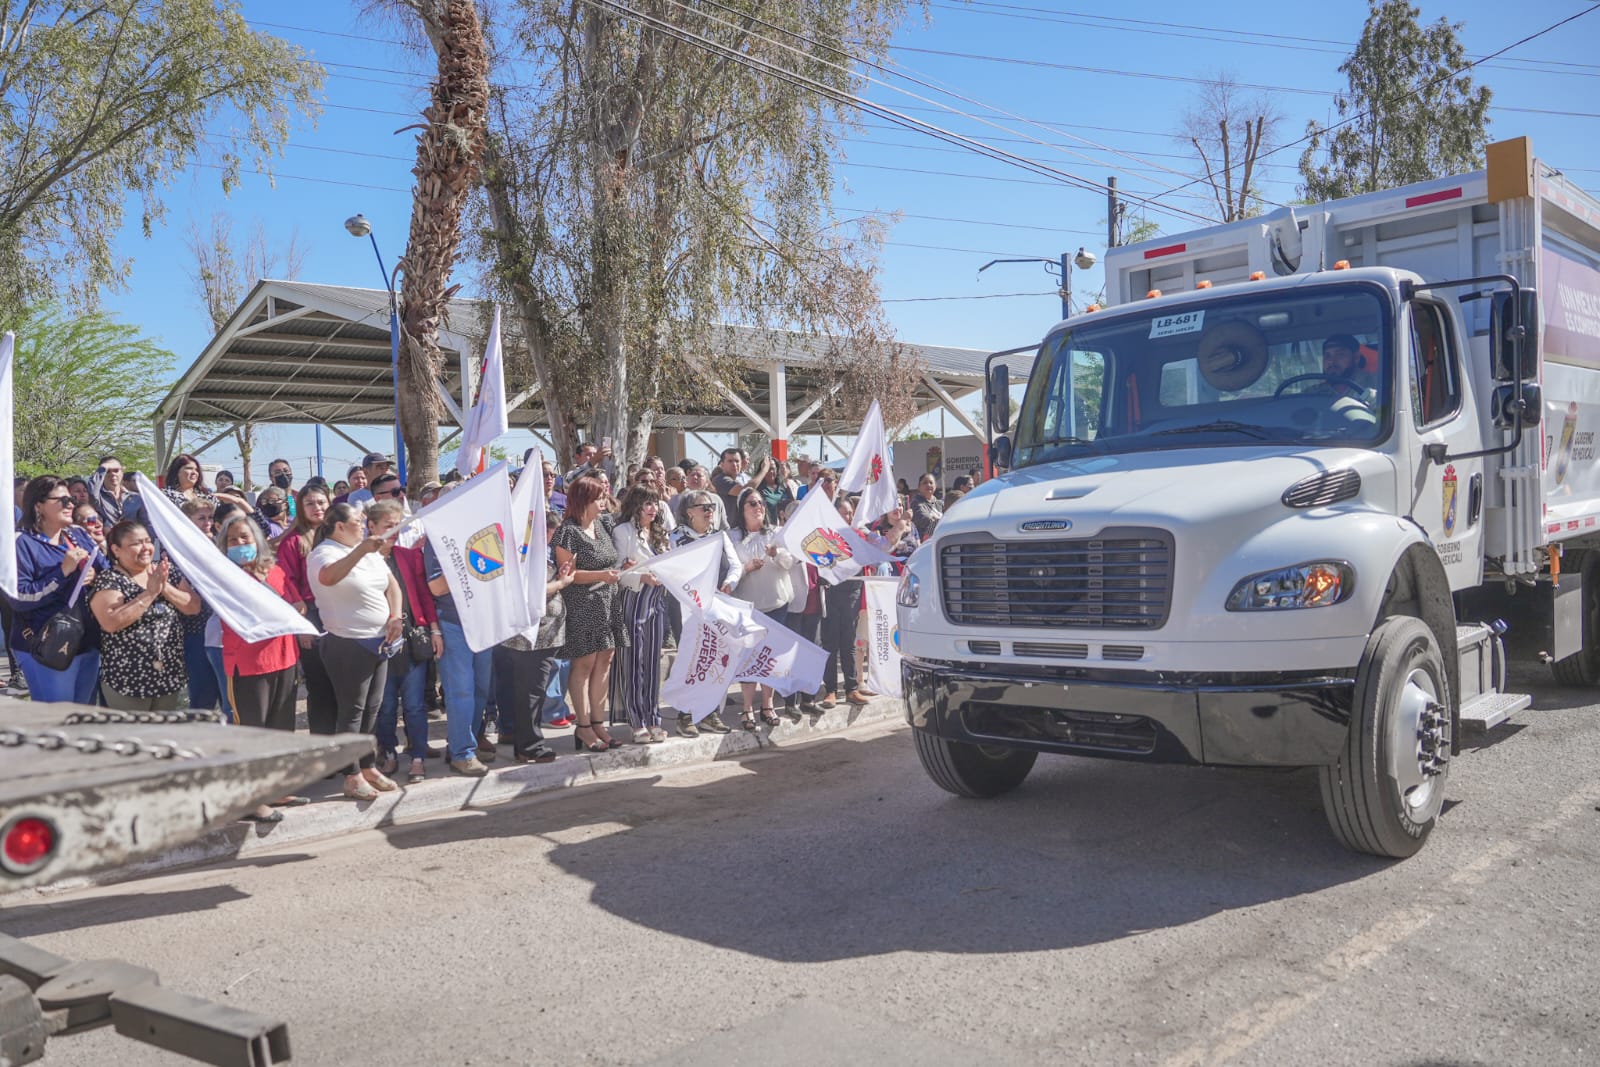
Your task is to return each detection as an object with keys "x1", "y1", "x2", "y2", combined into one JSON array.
[
  {"x1": 991, "y1": 435, "x2": 1013, "y2": 472},
  {"x1": 987, "y1": 363, "x2": 1011, "y2": 436},
  {"x1": 1491, "y1": 288, "x2": 1540, "y2": 381},
  {"x1": 1491, "y1": 383, "x2": 1542, "y2": 429}
]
